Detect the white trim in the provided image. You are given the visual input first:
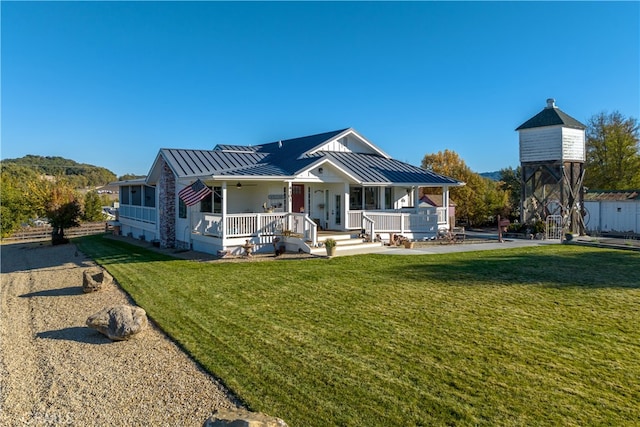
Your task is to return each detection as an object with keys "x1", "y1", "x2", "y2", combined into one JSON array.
[
  {"x1": 295, "y1": 158, "x2": 362, "y2": 184},
  {"x1": 303, "y1": 128, "x2": 391, "y2": 159}
]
